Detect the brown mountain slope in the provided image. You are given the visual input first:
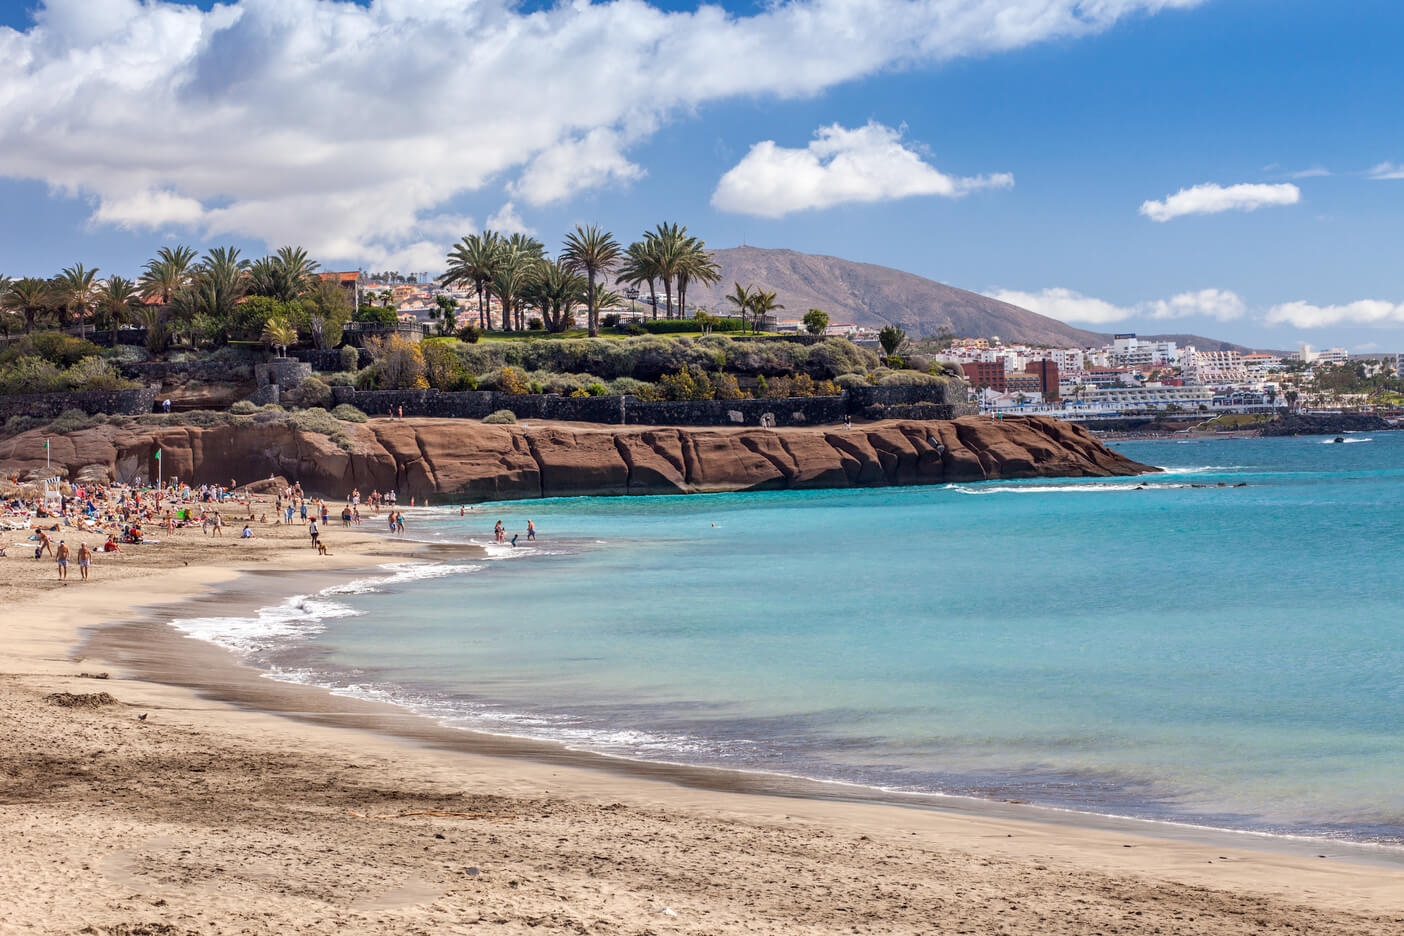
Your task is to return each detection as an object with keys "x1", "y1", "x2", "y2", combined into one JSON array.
[
  {"x1": 688, "y1": 246, "x2": 1105, "y2": 345},
  {"x1": 686, "y1": 247, "x2": 1253, "y2": 351}
]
